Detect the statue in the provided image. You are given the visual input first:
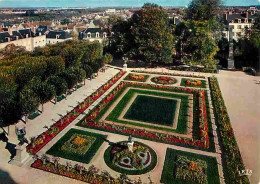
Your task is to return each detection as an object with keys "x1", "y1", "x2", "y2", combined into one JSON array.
[
  {"x1": 127, "y1": 135, "x2": 134, "y2": 152},
  {"x1": 122, "y1": 57, "x2": 128, "y2": 71},
  {"x1": 15, "y1": 124, "x2": 28, "y2": 146}
]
